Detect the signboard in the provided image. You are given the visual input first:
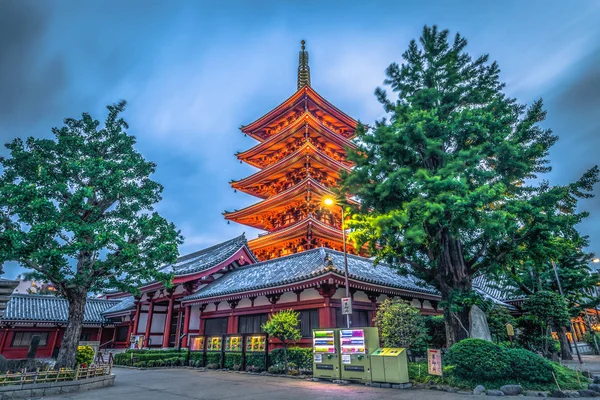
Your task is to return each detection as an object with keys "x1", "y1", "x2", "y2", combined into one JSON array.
[
  {"x1": 427, "y1": 349, "x2": 443, "y2": 376},
  {"x1": 341, "y1": 354, "x2": 351, "y2": 364},
  {"x1": 506, "y1": 323, "x2": 515, "y2": 337},
  {"x1": 341, "y1": 297, "x2": 352, "y2": 315},
  {"x1": 314, "y1": 354, "x2": 322, "y2": 363},
  {"x1": 130, "y1": 335, "x2": 144, "y2": 350}
]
